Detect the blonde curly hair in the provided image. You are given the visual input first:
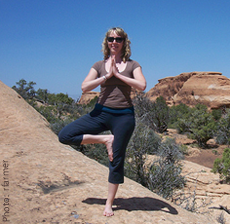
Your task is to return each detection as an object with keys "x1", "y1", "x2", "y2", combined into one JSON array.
[{"x1": 102, "y1": 27, "x2": 131, "y2": 62}]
